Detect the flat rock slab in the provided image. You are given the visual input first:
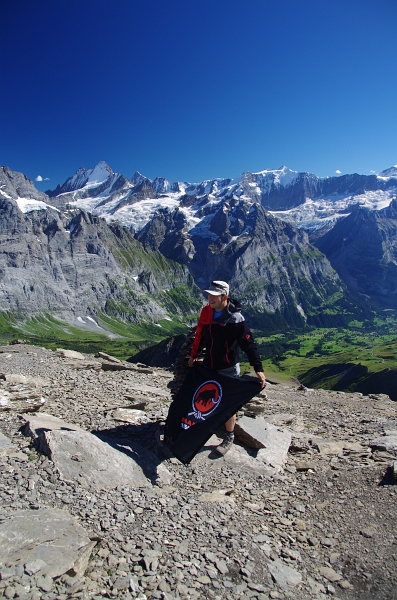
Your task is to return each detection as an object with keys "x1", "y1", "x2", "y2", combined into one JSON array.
[
  {"x1": 23, "y1": 412, "x2": 80, "y2": 438},
  {"x1": 319, "y1": 566, "x2": 343, "y2": 582},
  {"x1": 98, "y1": 351, "x2": 121, "y2": 363},
  {"x1": 370, "y1": 435, "x2": 397, "y2": 454},
  {"x1": 192, "y1": 434, "x2": 276, "y2": 475},
  {"x1": 198, "y1": 489, "x2": 236, "y2": 504},
  {"x1": 314, "y1": 439, "x2": 364, "y2": 455},
  {"x1": 56, "y1": 348, "x2": 86, "y2": 360},
  {"x1": 267, "y1": 560, "x2": 302, "y2": 589},
  {"x1": 223, "y1": 441, "x2": 276, "y2": 474},
  {"x1": 235, "y1": 416, "x2": 291, "y2": 470},
  {"x1": 40, "y1": 429, "x2": 151, "y2": 489},
  {"x1": 112, "y1": 408, "x2": 149, "y2": 424},
  {"x1": 0, "y1": 508, "x2": 96, "y2": 579},
  {"x1": 264, "y1": 412, "x2": 305, "y2": 431},
  {"x1": 96, "y1": 435, "x2": 173, "y2": 486},
  {"x1": 0, "y1": 373, "x2": 46, "y2": 413},
  {"x1": 22, "y1": 413, "x2": 166, "y2": 489},
  {"x1": 1, "y1": 373, "x2": 46, "y2": 386},
  {"x1": 0, "y1": 431, "x2": 14, "y2": 454}
]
